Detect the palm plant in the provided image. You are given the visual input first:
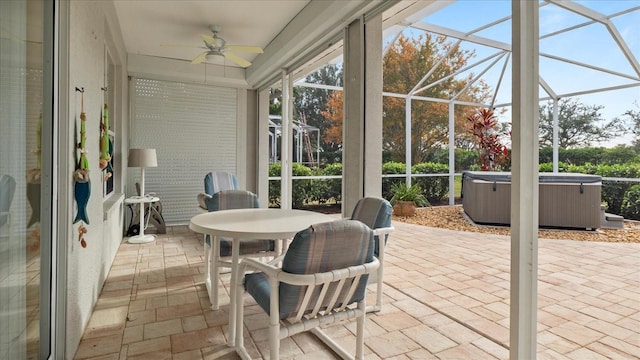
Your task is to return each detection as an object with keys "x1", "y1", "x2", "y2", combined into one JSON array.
[{"x1": 389, "y1": 182, "x2": 428, "y2": 207}]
